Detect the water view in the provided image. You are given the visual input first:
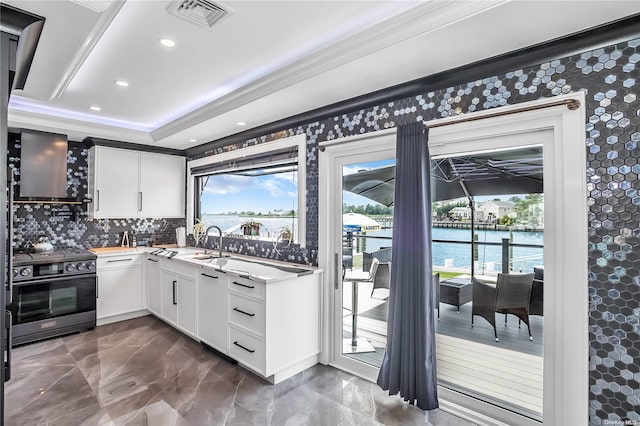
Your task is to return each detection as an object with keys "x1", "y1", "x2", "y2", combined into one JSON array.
[
  {"x1": 351, "y1": 226, "x2": 543, "y2": 273},
  {"x1": 201, "y1": 214, "x2": 298, "y2": 240}
]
